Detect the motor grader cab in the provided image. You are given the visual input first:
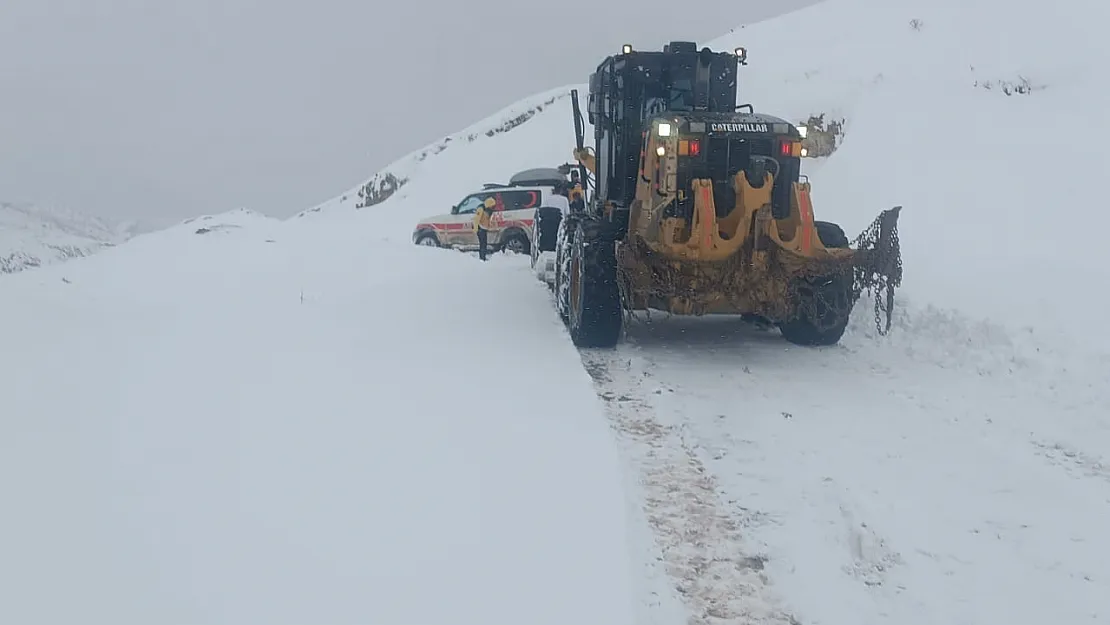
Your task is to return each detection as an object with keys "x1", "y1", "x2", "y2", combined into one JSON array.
[{"x1": 550, "y1": 41, "x2": 903, "y2": 348}]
